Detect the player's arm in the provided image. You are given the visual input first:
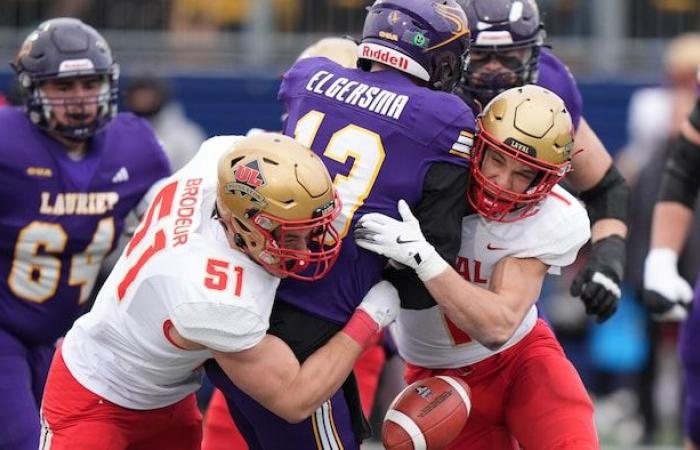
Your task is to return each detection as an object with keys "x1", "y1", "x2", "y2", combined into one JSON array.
[
  {"x1": 210, "y1": 332, "x2": 360, "y2": 423},
  {"x1": 565, "y1": 117, "x2": 630, "y2": 322},
  {"x1": 170, "y1": 281, "x2": 399, "y2": 423},
  {"x1": 424, "y1": 256, "x2": 548, "y2": 349},
  {"x1": 355, "y1": 201, "x2": 545, "y2": 348},
  {"x1": 355, "y1": 200, "x2": 584, "y2": 349},
  {"x1": 643, "y1": 106, "x2": 700, "y2": 320},
  {"x1": 567, "y1": 118, "x2": 629, "y2": 240}
]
